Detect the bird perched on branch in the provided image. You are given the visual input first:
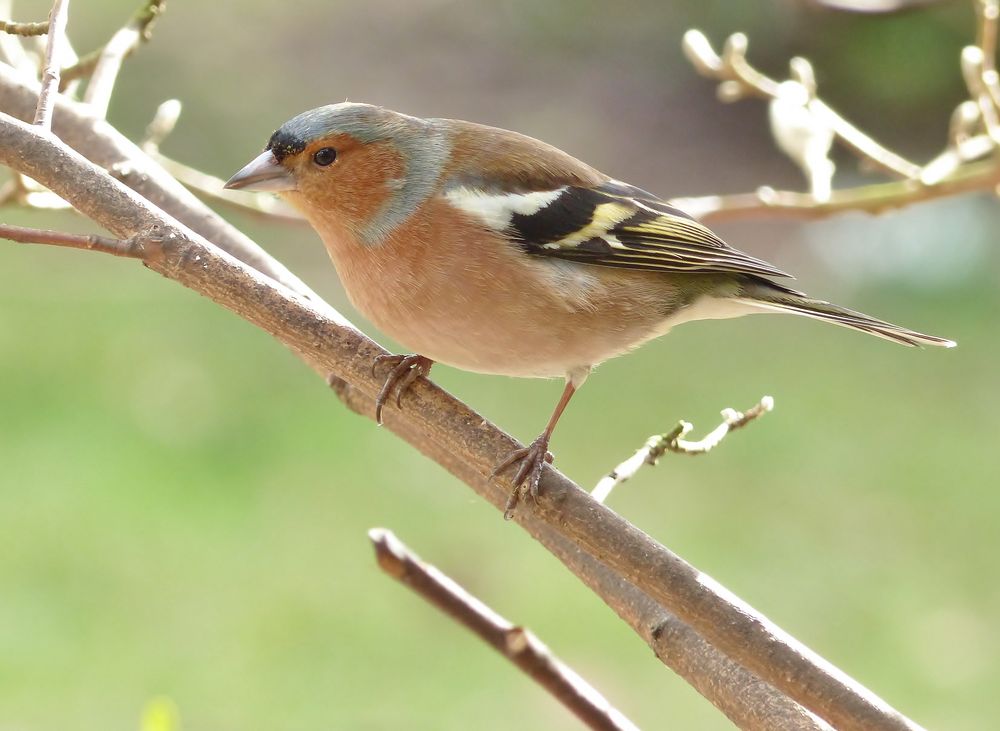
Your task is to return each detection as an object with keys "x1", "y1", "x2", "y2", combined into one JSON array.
[{"x1": 226, "y1": 103, "x2": 954, "y2": 516}]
